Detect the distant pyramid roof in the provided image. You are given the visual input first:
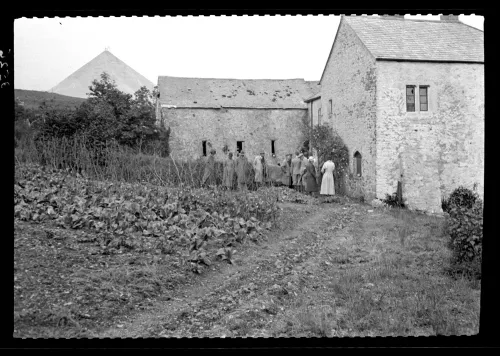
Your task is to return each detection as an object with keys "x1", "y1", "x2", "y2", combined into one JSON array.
[{"x1": 50, "y1": 50, "x2": 154, "y2": 98}]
